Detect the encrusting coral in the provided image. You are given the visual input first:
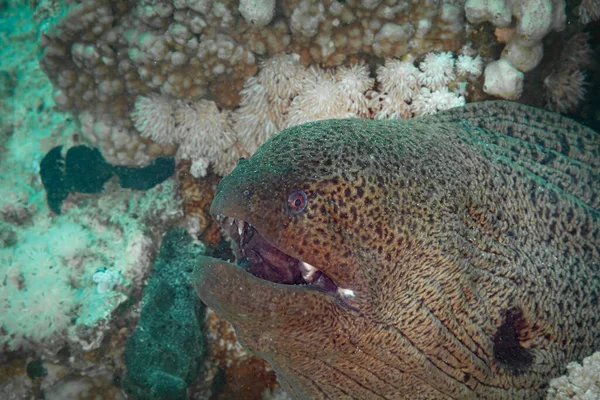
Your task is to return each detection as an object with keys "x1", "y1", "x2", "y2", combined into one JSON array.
[{"x1": 0, "y1": 178, "x2": 183, "y2": 355}]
